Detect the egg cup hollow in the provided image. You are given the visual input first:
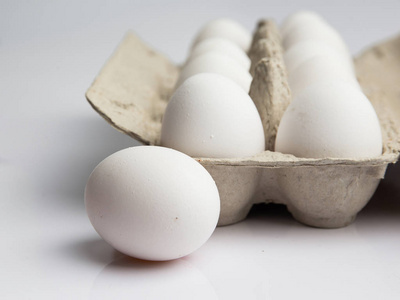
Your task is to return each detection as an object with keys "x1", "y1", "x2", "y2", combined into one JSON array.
[{"x1": 86, "y1": 20, "x2": 400, "y2": 228}]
